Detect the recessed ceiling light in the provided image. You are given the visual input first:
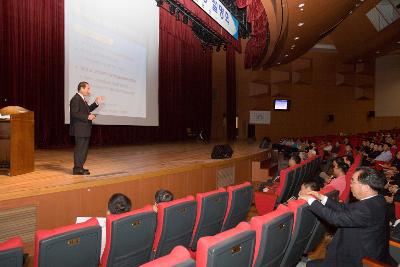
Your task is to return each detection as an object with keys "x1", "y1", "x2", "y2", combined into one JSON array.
[
  {"x1": 357, "y1": 59, "x2": 363, "y2": 62},
  {"x1": 291, "y1": 44, "x2": 296, "y2": 48},
  {"x1": 299, "y1": 3, "x2": 305, "y2": 8},
  {"x1": 294, "y1": 37, "x2": 300, "y2": 40},
  {"x1": 298, "y1": 22, "x2": 304, "y2": 27},
  {"x1": 291, "y1": 47, "x2": 295, "y2": 50},
  {"x1": 349, "y1": 10, "x2": 353, "y2": 15},
  {"x1": 360, "y1": 0, "x2": 364, "y2": 2},
  {"x1": 284, "y1": 54, "x2": 289, "y2": 57},
  {"x1": 376, "y1": 51, "x2": 380, "y2": 54},
  {"x1": 397, "y1": 41, "x2": 400, "y2": 44},
  {"x1": 277, "y1": 62, "x2": 281, "y2": 65},
  {"x1": 356, "y1": 3, "x2": 360, "y2": 7},
  {"x1": 300, "y1": 8, "x2": 304, "y2": 11}
]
